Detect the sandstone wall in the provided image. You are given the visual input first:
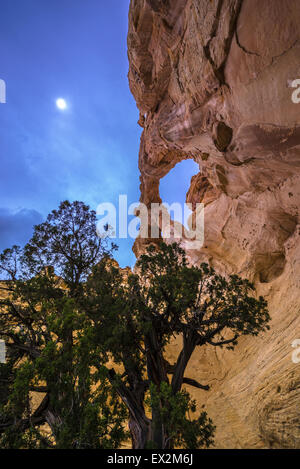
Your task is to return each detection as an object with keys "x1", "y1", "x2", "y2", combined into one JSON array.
[{"x1": 127, "y1": 0, "x2": 300, "y2": 448}]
